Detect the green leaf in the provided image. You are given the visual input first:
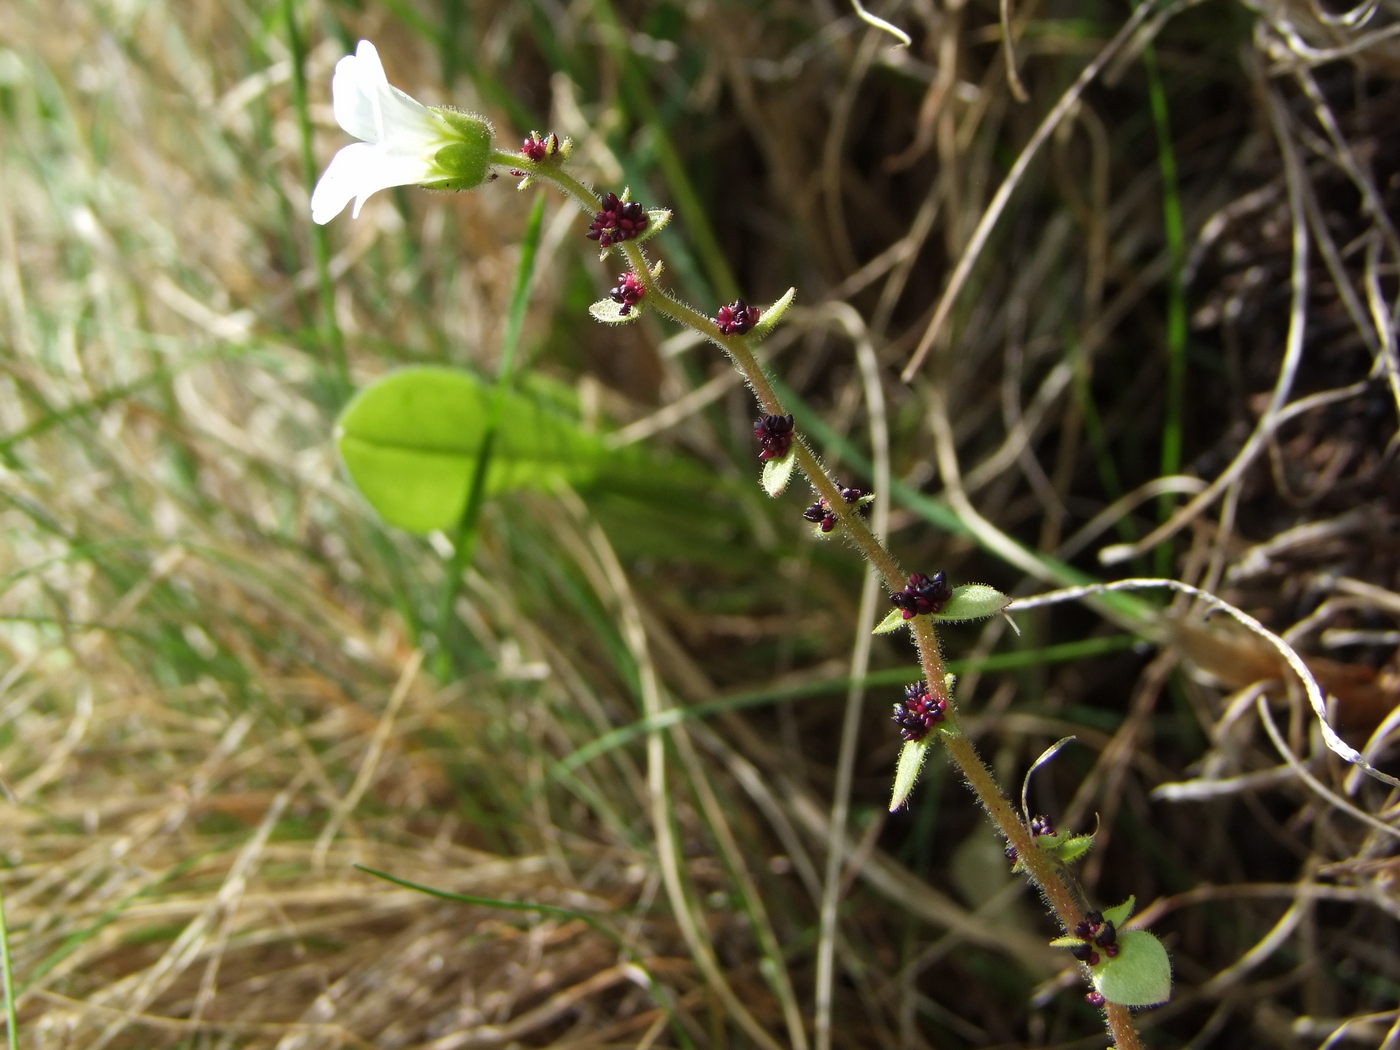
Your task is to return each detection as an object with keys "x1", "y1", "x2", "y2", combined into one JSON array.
[
  {"x1": 930, "y1": 584, "x2": 1011, "y2": 623},
  {"x1": 889, "y1": 737, "x2": 932, "y2": 811},
  {"x1": 1046, "y1": 833, "x2": 1095, "y2": 864},
  {"x1": 761, "y1": 453, "x2": 796, "y2": 497},
  {"x1": 636, "y1": 208, "x2": 673, "y2": 244},
  {"x1": 337, "y1": 367, "x2": 605, "y2": 533},
  {"x1": 589, "y1": 298, "x2": 642, "y2": 324},
  {"x1": 873, "y1": 608, "x2": 906, "y2": 635},
  {"x1": 1092, "y1": 930, "x2": 1171, "y2": 1007},
  {"x1": 1102, "y1": 896, "x2": 1136, "y2": 928},
  {"x1": 750, "y1": 287, "x2": 796, "y2": 340}
]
